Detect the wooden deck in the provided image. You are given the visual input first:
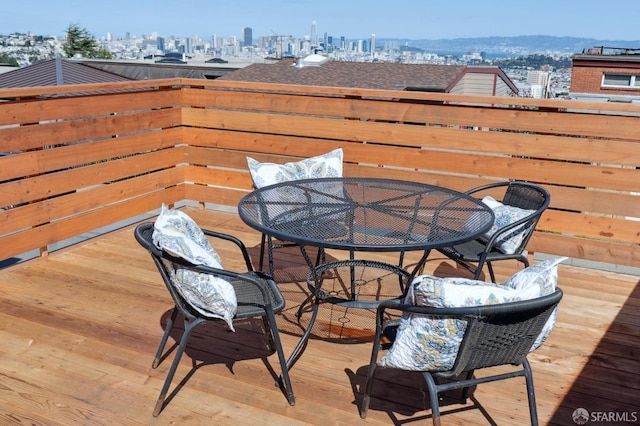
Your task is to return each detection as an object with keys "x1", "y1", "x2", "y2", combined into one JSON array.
[{"x1": 0, "y1": 208, "x2": 638, "y2": 426}]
